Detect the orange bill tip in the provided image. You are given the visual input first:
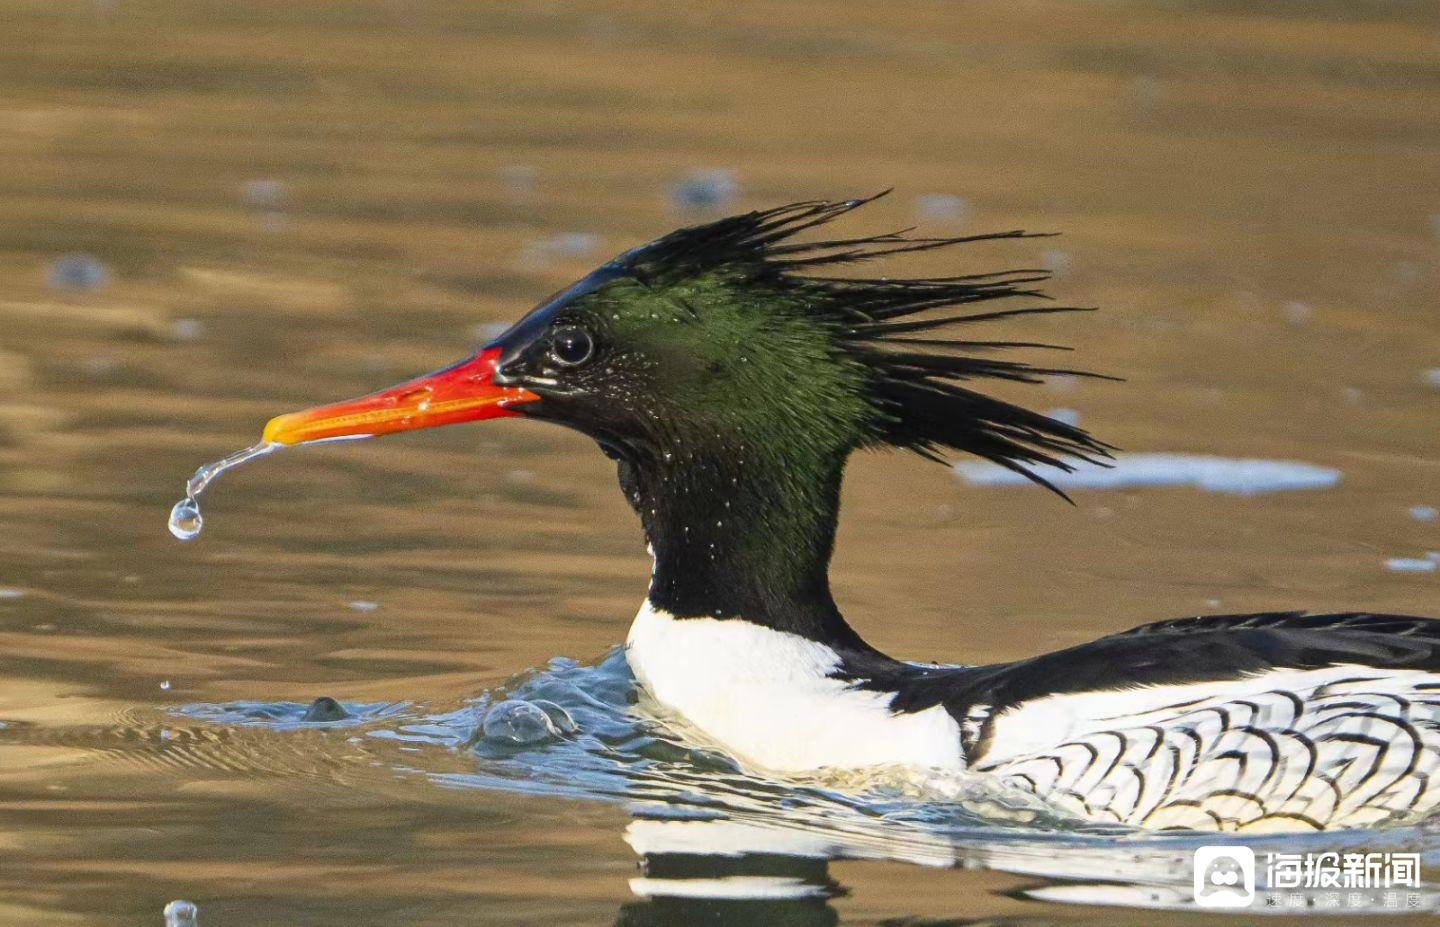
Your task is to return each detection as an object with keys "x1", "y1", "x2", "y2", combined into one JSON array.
[{"x1": 261, "y1": 346, "x2": 538, "y2": 446}]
